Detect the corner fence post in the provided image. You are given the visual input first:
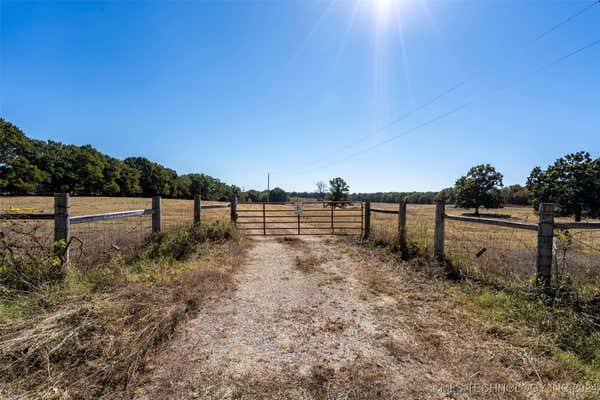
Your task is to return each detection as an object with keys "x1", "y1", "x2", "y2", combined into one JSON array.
[
  {"x1": 434, "y1": 200, "x2": 445, "y2": 261},
  {"x1": 536, "y1": 202, "x2": 554, "y2": 287},
  {"x1": 230, "y1": 195, "x2": 238, "y2": 224},
  {"x1": 363, "y1": 201, "x2": 371, "y2": 240},
  {"x1": 398, "y1": 200, "x2": 407, "y2": 250},
  {"x1": 54, "y1": 193, "x2": 70, "y2": 263},
  {"x1": 152, "y1": 195, "x2": 162, "y2": 234},
  {"x1": 194, "y1": 194, "x2": 202, "y2": 225}
]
